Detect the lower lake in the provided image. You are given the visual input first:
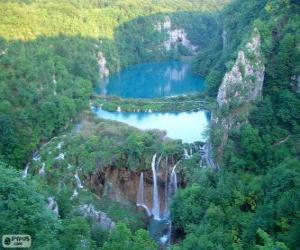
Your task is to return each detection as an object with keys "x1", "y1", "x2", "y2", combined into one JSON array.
[{"x1": 92, "y1": 108, "x2": 209, "y2": 143}]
